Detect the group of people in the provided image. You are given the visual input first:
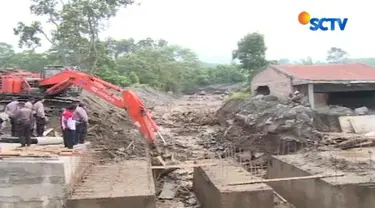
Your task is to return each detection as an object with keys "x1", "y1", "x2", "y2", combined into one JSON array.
[
  {"x1": 4, "y1": 97, "x2": 47, "y2": 147},
  {"x1": 61, "y1": 102, "x2": 88, "y2": 149},
  {"x1": 2, "y1": 97, "x2": 88, "y2": 149}
]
